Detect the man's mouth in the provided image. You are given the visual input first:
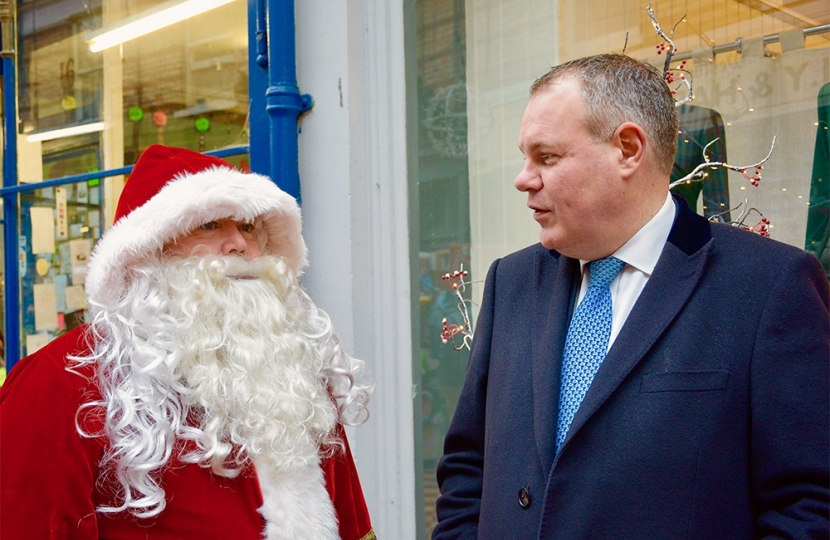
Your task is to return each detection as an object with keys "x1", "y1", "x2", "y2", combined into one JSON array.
[{"x1": 529, "y1": 206, "x2": 548, "y2": 218}]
